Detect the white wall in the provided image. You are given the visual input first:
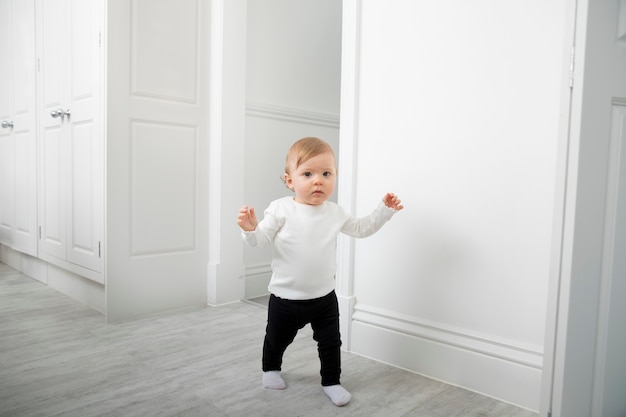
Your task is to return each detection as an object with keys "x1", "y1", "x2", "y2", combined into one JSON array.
[
  {"x1": 340, "y1": 0, "x2": 567, "y2": 410},
  {"x1": 243, "y1": 0, "x2": 342, "y2": 297},
  {"x1": 246, "y1": 0, "x2": 342, "y2": 115}
]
